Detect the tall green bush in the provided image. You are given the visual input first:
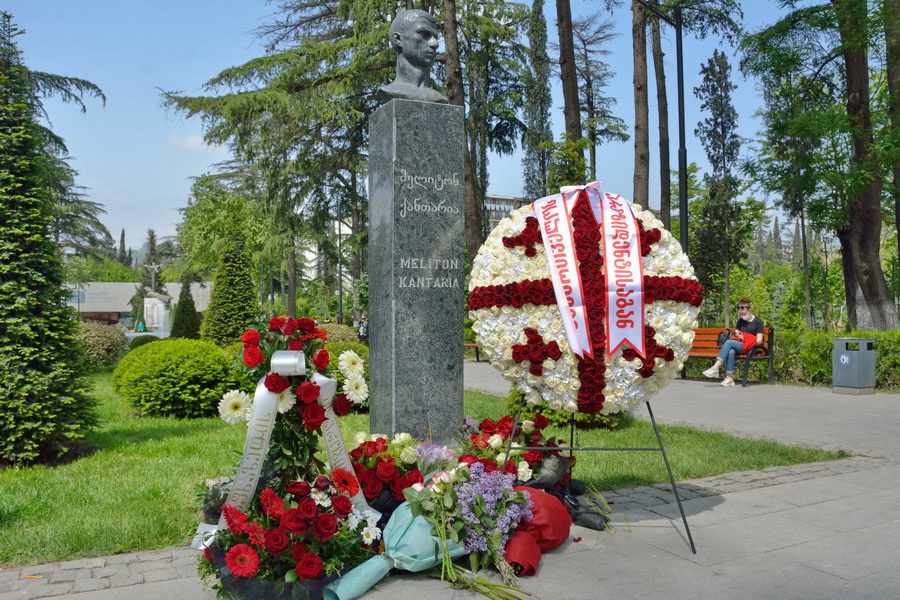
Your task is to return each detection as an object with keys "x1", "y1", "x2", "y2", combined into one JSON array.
[
  {"x1": 321, "y1": 322, "x2": 359, "y2": 344},
  {"x1": 169, "y1": 280, "x2": 201, "y2": 339},
  {"x1": 0, "y1": 20, "x2": 96, "y2": 463},
  {"x1": 200, "y1": 212, "x2": 257, "y2": 346},
  {"x1": 112, "y1": 338, "x2": 245, "y2": 418},
  {"x1": 75, "y1": 323, "x2": 127, "y2": 367}
]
